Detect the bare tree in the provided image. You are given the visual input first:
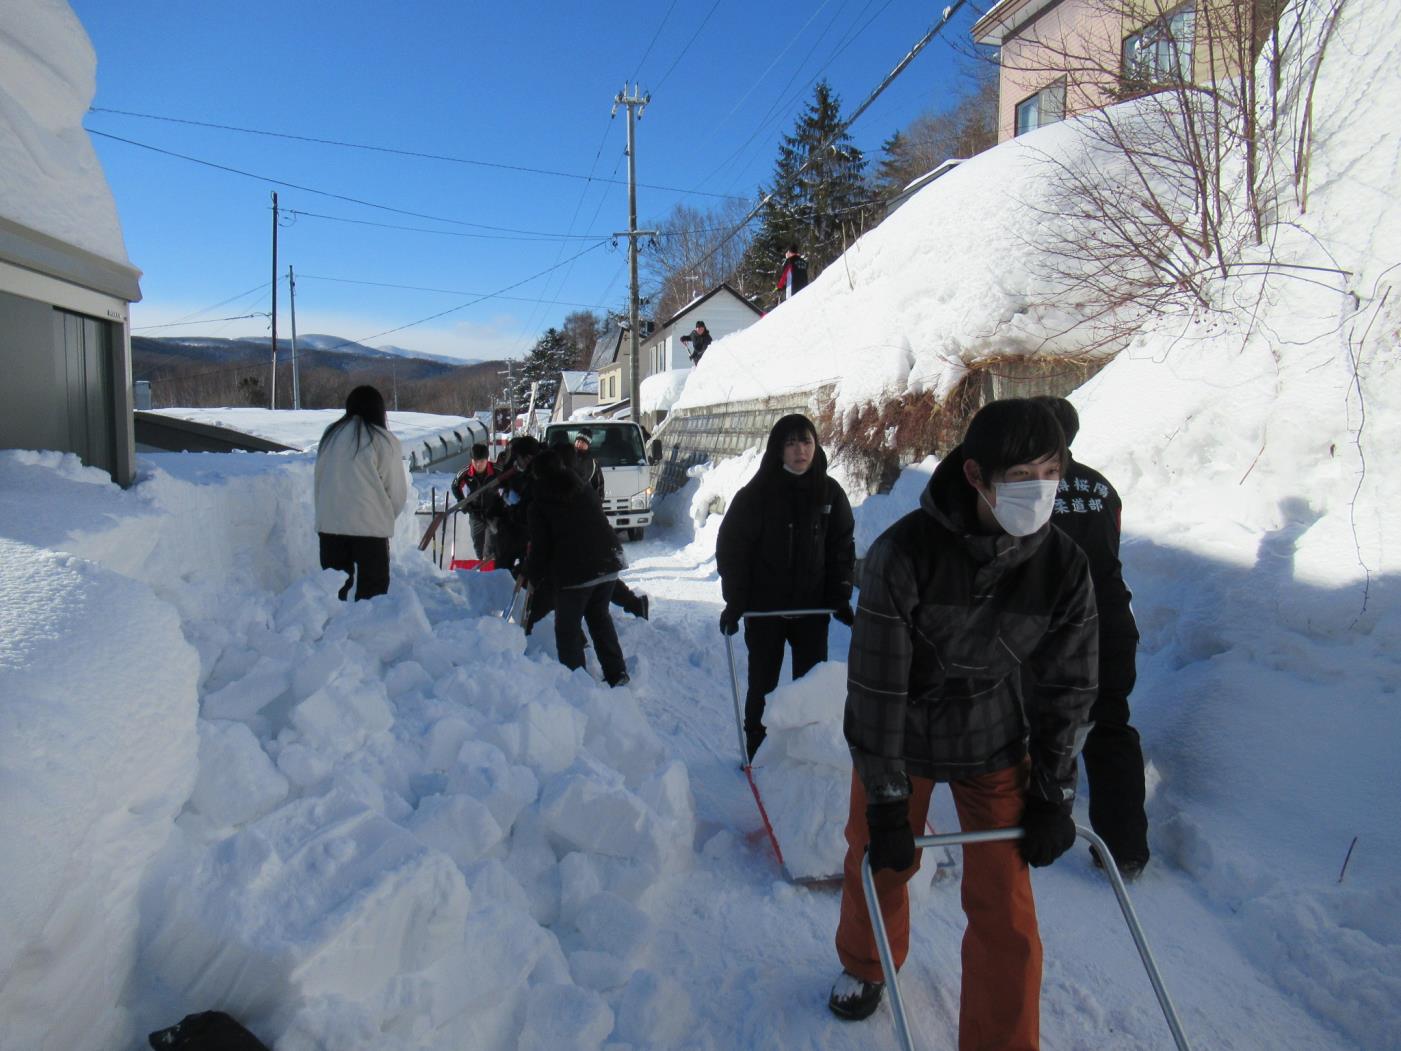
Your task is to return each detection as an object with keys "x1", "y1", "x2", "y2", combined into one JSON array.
[
  {"x1": 988, "y1": 0, "x2": 1302, "y2": 347},
  {"x1": 642, "y1": 198, "x2": 756, "y2": 321}
]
